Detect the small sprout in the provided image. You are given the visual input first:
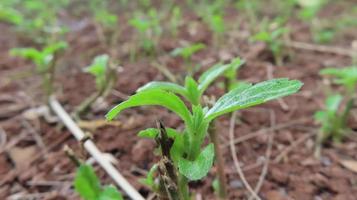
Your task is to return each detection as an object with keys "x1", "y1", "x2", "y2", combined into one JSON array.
[
  {"x1": 75, "y1": 54, "x2": 117, "y2": 117},
  {"x1": 1, "y1": 0, "x2": 69, "y2": 43},
  {"x1": 129, "y1": 9, "x2": 162, "y2": 54},
  {"x1": 315, "y1": 66, "x2": 357, "y2": 157},
  {"x1": 10, "y1": 41, "x2": 67, "y2": 97},
  {"x1": 74, "y1": 164, "x2": 123, "y2": 200},
  {"x1": 252, "y1": 19, "x2": 288, "y2": 65},
  {"x1": 106, "y1": 57, "x2": 302, "y2": 199},
  {"x1": 169, "y1": 6, "x2": 182, "y2": 37},
  {"x1": 171, "y1": 43, "x2": 205, "y2": 75},
  {"x1": 84, "y1": 54, "x2": 110, "y2": 91}
]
